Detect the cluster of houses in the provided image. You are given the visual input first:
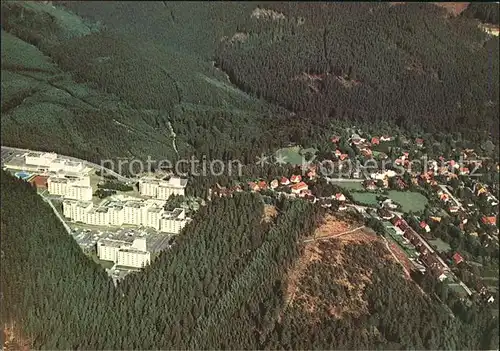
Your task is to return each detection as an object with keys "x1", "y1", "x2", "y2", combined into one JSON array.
[{"x1": 391, "y1": 215, "x2": 452, "y2": 282}]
